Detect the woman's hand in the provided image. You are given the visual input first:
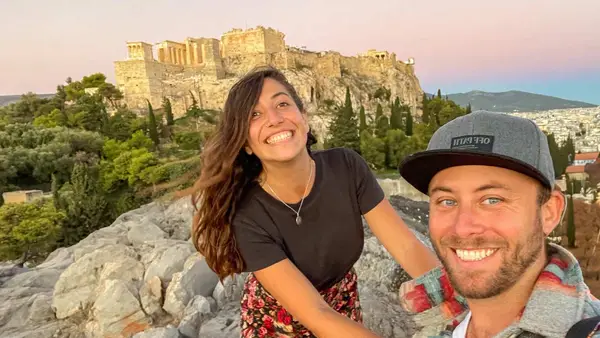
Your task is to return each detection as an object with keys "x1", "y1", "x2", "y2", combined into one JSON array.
[{"x1": 253, "y1": 259, "x2": 381, "y2": 338}]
